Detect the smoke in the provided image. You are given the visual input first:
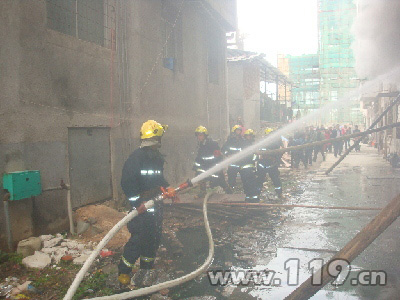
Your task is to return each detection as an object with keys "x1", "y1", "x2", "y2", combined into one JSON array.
[{"x1": 353, "y1": 0, "x2": 400, "y2": 83}]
